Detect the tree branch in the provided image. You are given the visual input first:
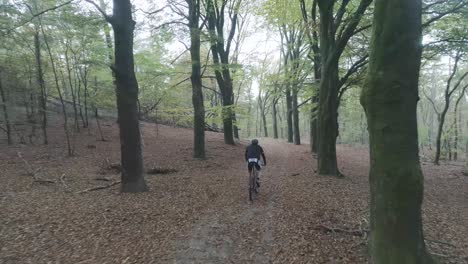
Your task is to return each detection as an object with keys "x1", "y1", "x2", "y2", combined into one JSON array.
[
  {"x1": 422, "y1": 1, "x2": 468, "y2": 28},
  {"x1": 83, "y1": 0, "x2": 111, "y2": 22}
]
